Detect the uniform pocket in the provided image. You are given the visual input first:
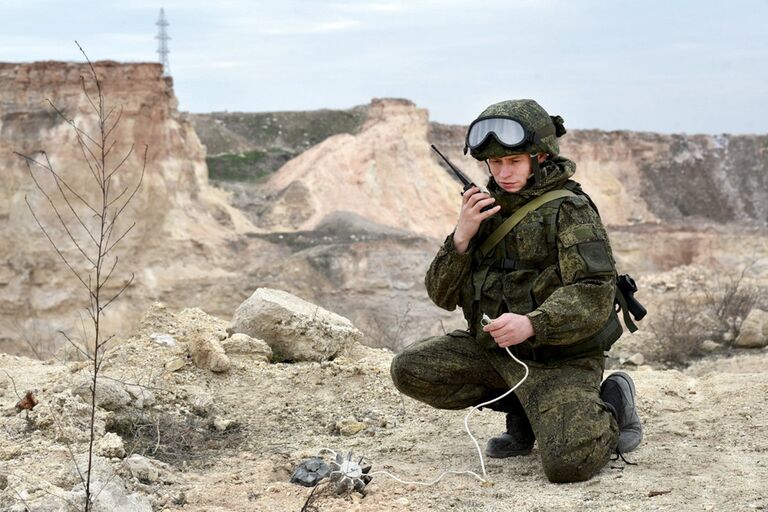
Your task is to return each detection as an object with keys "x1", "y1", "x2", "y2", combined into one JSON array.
[
  {"x1": 502, "y1": 269, "x2": 538, "y2": 314},
  {"x1": 514, "y1": 212, "x2": 549, "y2": 265}
]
